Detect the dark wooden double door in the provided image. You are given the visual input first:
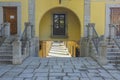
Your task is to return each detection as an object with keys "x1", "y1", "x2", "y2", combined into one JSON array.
[
  {"x1": 3, "y1": 7, "x2": 17, "y2": 35},
  {"x1": 110, "y1": 8, "x2": 120, "y2": 36}
]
